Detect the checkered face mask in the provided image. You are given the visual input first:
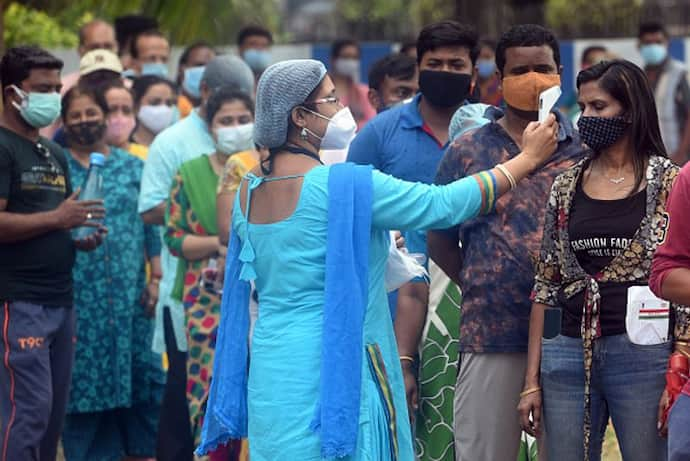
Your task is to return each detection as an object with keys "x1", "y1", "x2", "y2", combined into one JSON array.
[{"x1": 577, "y1": 116, "x2": 630, "y2": 152}]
